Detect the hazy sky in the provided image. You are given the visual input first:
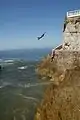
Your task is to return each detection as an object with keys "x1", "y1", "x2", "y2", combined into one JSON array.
[{"x1": 0, "y1": 0, "x2": 80, "y2": 50}]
